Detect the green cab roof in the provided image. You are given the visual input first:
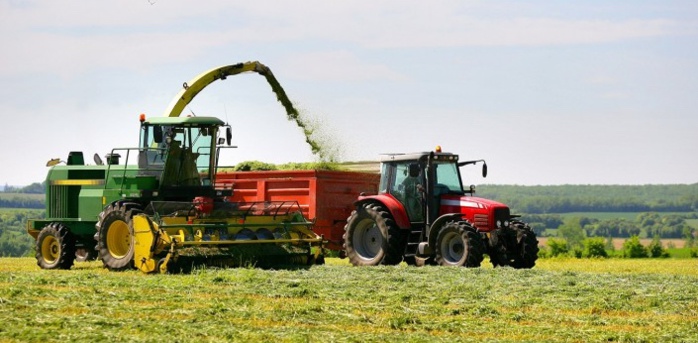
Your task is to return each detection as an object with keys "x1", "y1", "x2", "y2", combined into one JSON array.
[{"x1": 144, "y1": 116, "x2": 225, "y2": 126}]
